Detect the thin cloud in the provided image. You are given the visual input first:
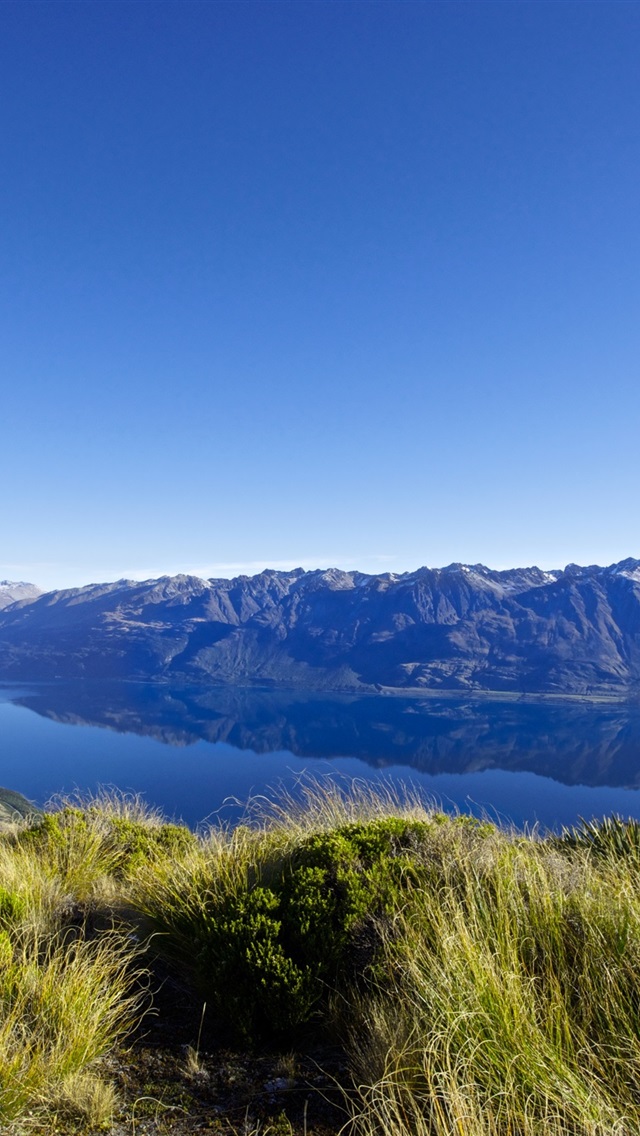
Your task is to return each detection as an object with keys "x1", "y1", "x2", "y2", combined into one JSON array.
[{"x1": 2, "y1": 554, "x2": 407, "y2": 591}]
